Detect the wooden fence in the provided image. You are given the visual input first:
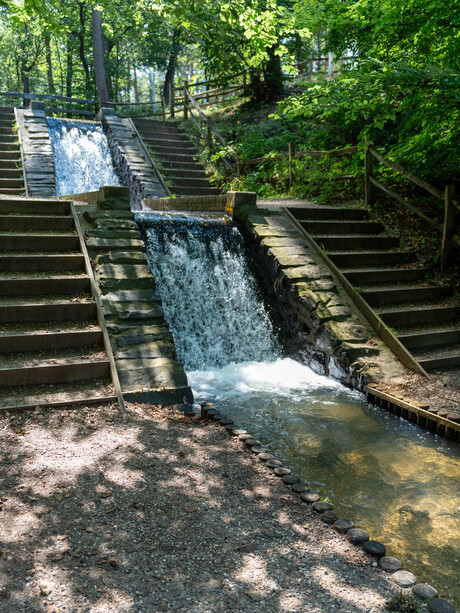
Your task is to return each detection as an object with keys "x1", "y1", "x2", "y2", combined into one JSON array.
[
  {"x1": 365, "y1": 145, "x2": 458, "y2": 271},
  {"x1": 0, "y1": 91, "x2": 97, "y2": 117}
]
